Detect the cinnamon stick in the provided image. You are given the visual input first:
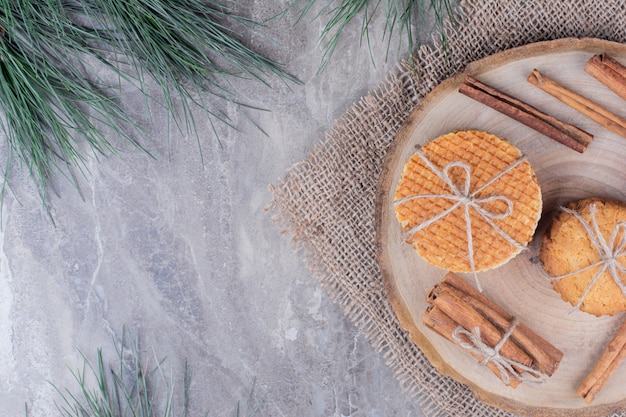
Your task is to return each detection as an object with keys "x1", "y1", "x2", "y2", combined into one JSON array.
[
  {"x1": 427, "y1": 285, "x2": 534, "y2": 371},
  {"x1": 585, "y1": 53, "x2": 626, "y2": 101},
  {"x1": 423, "y1": 304, "x2": 521, "y2": 387},
  {"x1": 440, "y1": 272, "x2": 563, "y2": 376},
  {"x1": 577, "y1": 319, "x2": 626, "y2": 403},
  {"x1": 528, "y1": 68, "x2": 626, "y2": 139},
  {"x1": 459, "y1": 75, "x2": 593, "y2": 153},
  {"x1": 437, "y1": 281, "x2": 561, "y2": 376},
  {"x1": 423, "y1": 272, "x2": 563, "y2": 387}
]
